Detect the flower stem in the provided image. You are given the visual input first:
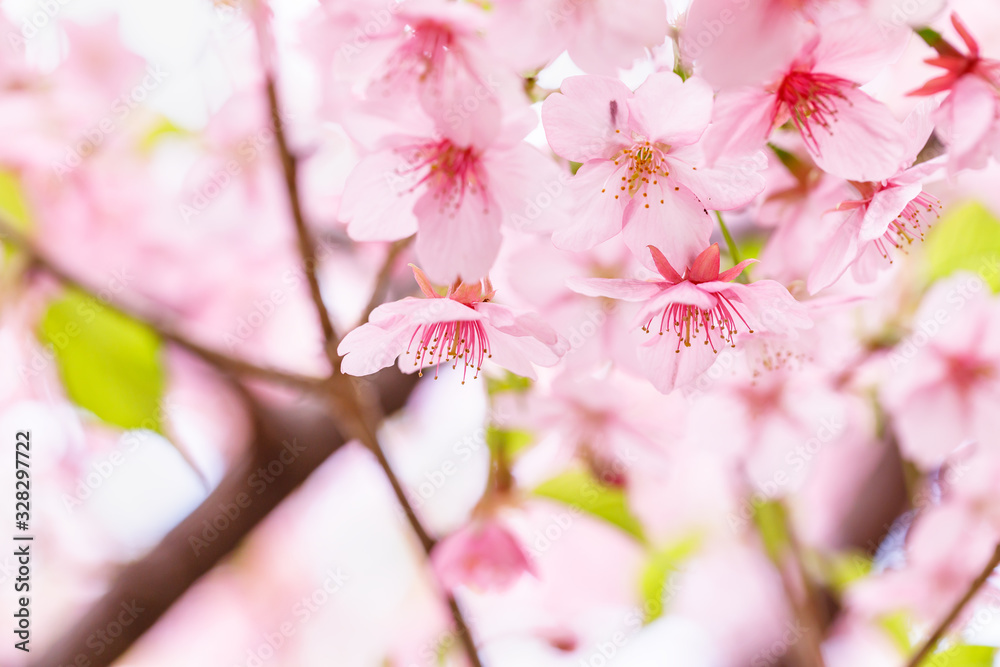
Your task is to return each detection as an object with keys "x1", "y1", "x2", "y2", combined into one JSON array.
[{"x1": 716, "y1": 211, "x2": 742, "y2": 264}]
